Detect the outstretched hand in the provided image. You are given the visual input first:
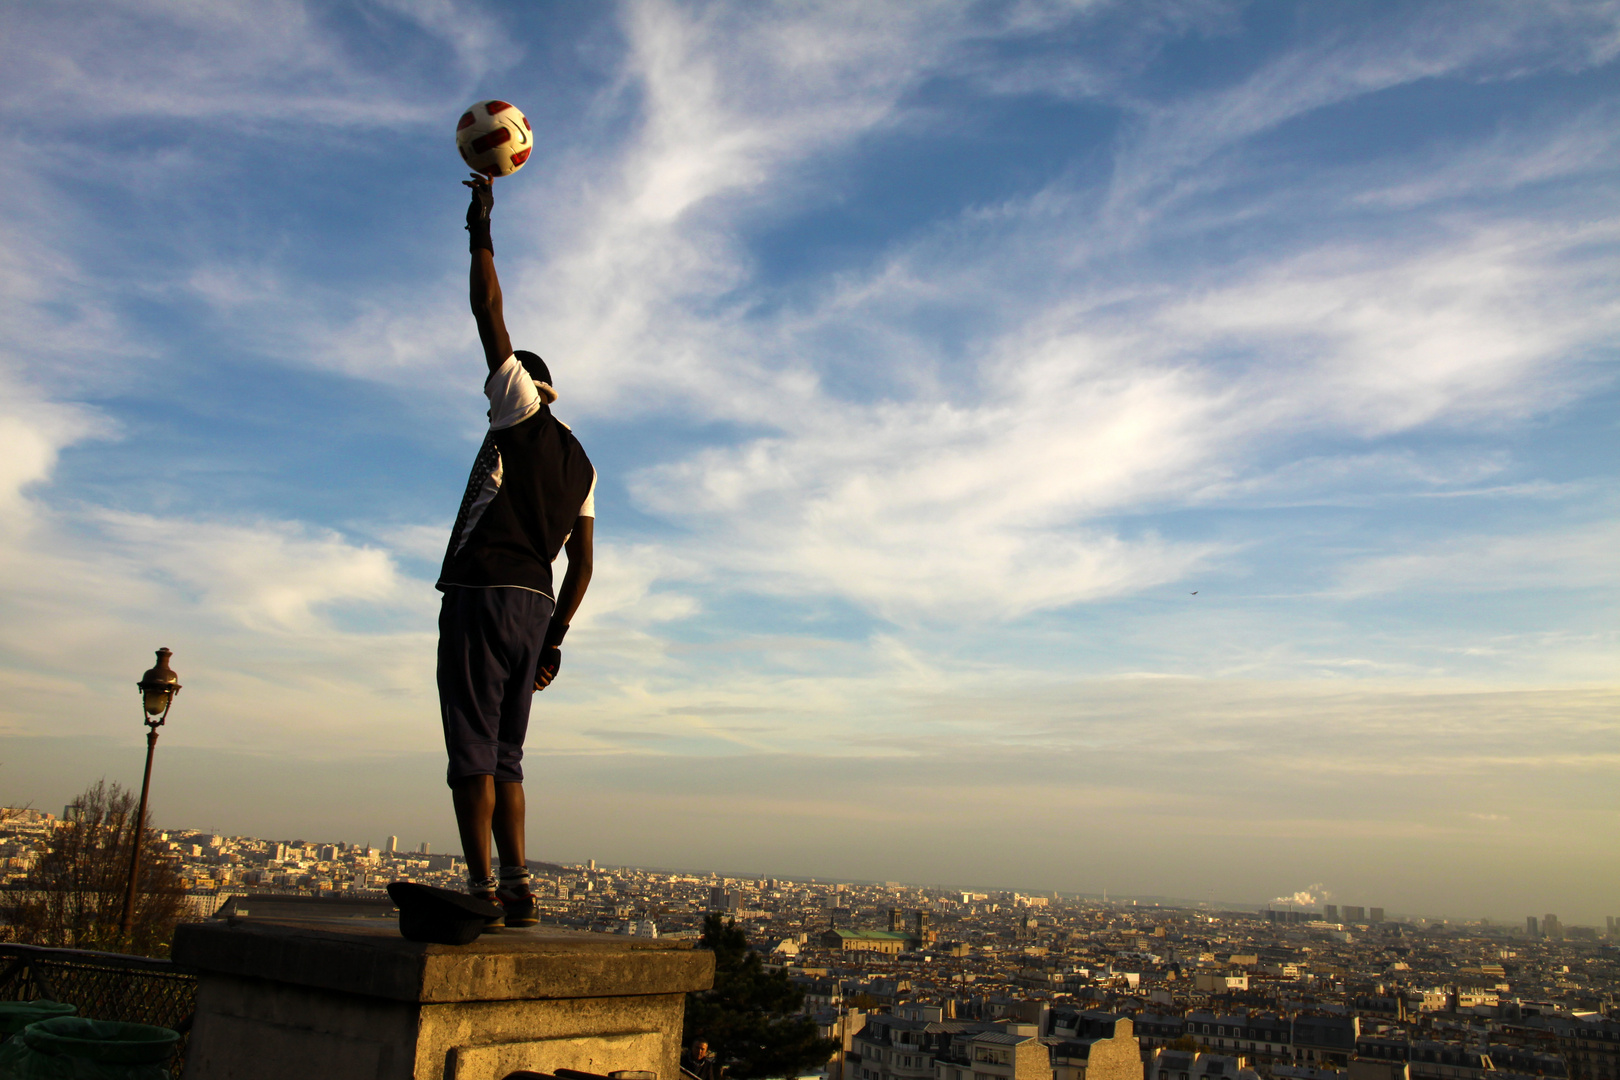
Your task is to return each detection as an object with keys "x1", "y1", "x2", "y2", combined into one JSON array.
[
  {"x1": 464, "y1": 171, "x2": 493, "y2": 219},
  {"x1": 464, "y1": 172, "x2": 494, "y2": 253}
]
